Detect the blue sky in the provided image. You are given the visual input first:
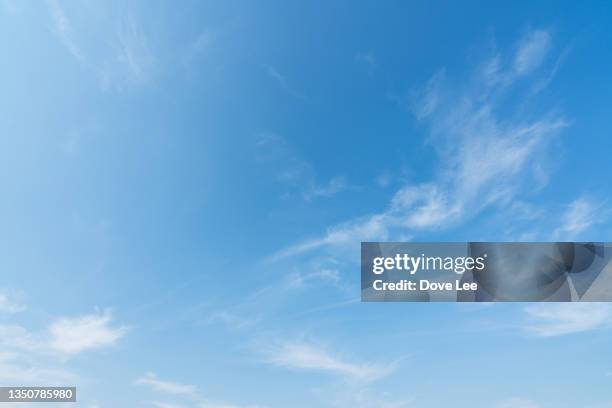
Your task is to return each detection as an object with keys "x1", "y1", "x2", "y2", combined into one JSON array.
[{"x1": 1, "y1": 1, "x2": 612, "y2": 407}]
